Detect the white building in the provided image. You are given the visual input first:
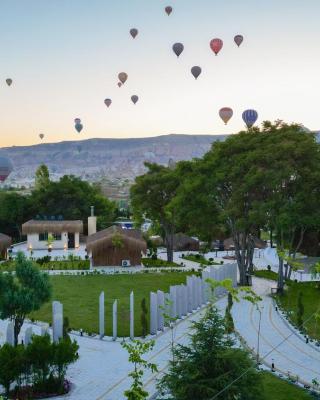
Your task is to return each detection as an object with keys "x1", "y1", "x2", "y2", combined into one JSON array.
[{"x1": 22, "y1": 219, "x2": 83, "y2": 251}]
